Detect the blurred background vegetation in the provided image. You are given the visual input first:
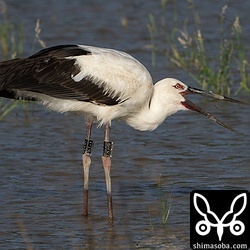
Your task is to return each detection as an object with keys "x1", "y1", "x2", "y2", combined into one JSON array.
[
  {"x1": 147, "y1": 0, "x2": 250, "y2": 96},
  {"x1": 0, "y1": 0, "x2": 249, "y2": 120}
]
